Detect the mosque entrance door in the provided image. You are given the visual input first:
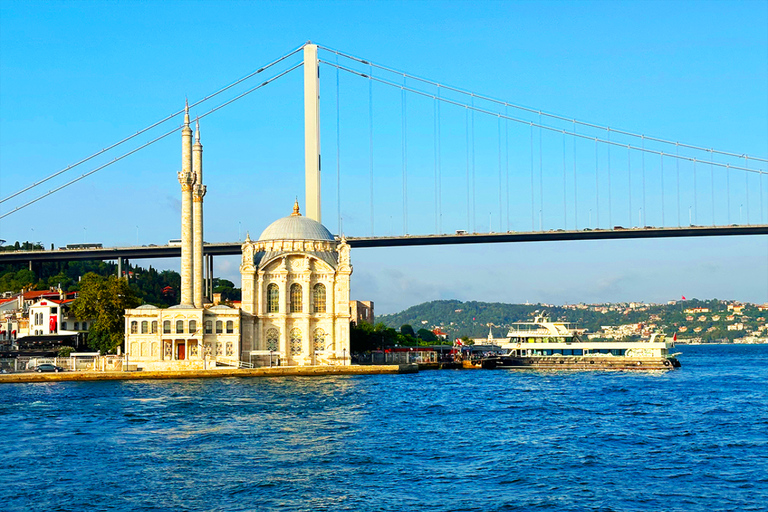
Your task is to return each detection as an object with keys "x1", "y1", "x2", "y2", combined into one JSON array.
[{"x1": 177, "y1": 343, "x2": 186, "y2": 360}]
